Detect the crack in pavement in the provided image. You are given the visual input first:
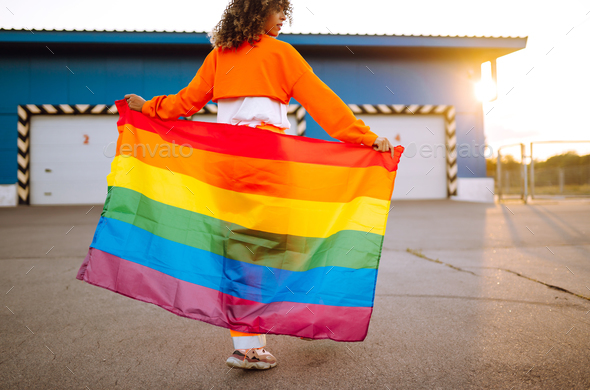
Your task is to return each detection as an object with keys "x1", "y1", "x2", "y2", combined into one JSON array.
[
  {"x1": 383, "y1": 243, "x2": 590, "y2": 253},
  {"x1": 406, "y1": 248, "x2": 590, "y2": 303},
  {"x1": 374, "y1": 294, "x2": 584, "y2": 308},
  {"x1": 497, "y1": 268, "x2": 590, "y2": 302},
  {"x1": 406, "y1": 248, "x2": 479, "y2": 276}
]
